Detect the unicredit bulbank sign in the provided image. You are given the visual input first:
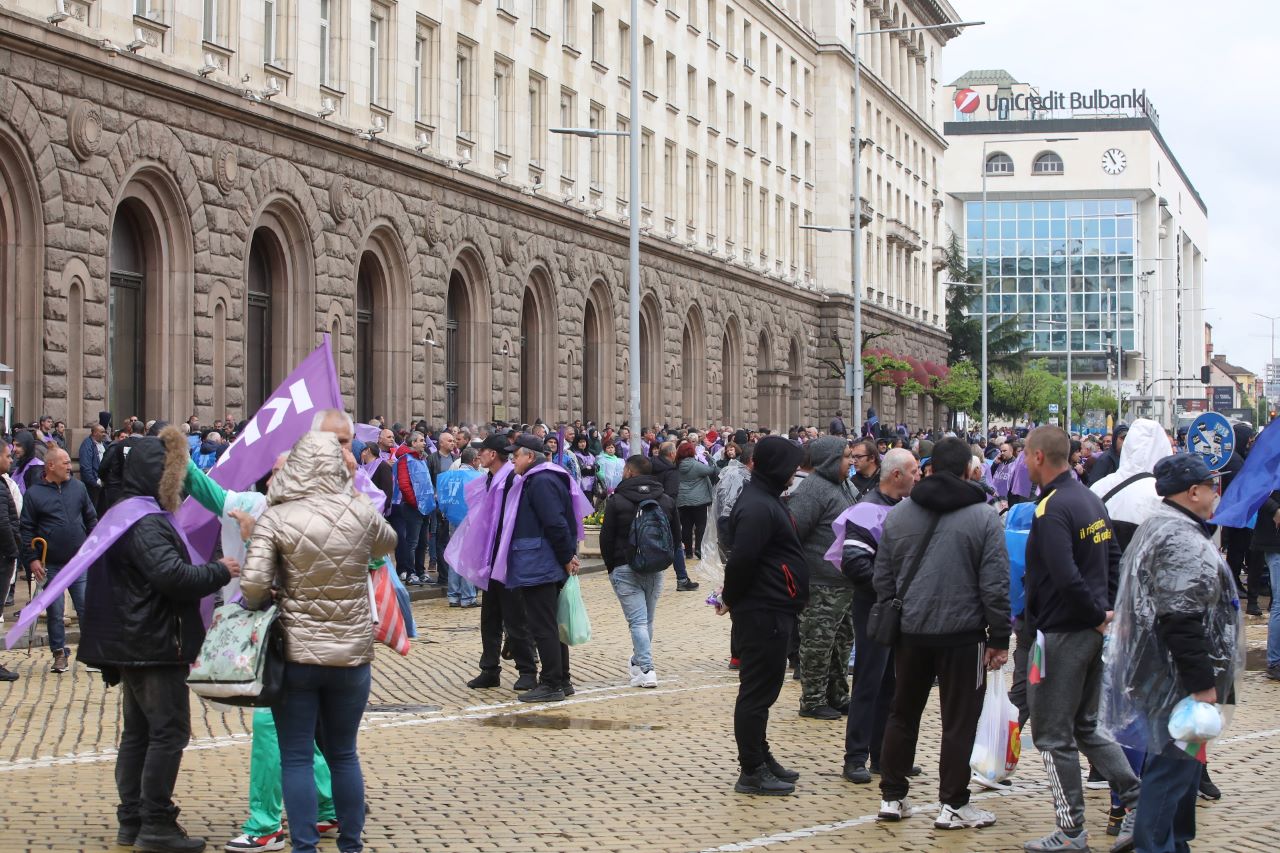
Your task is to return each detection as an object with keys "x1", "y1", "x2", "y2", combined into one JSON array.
[{"x1": 954, "y1": 87, "x2": 1159, "y2": 123}]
